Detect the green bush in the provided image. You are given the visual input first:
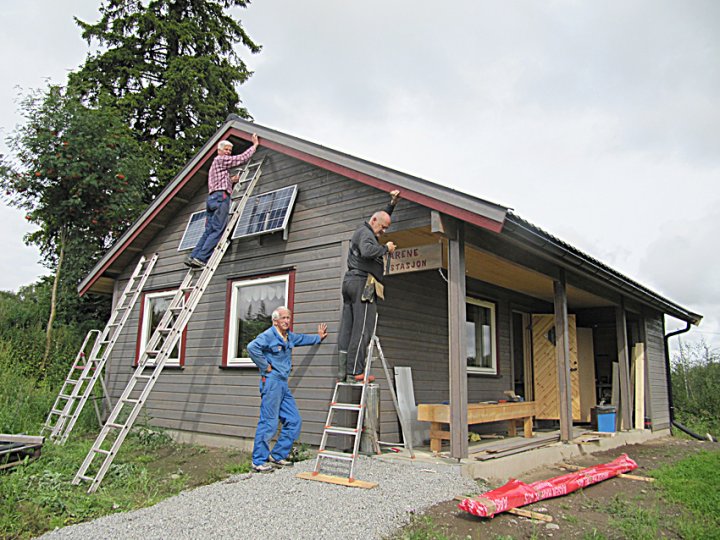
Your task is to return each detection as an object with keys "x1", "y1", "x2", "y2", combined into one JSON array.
[{"x1": 671, "y1": 340, "x2": 720, "y2": 436}]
